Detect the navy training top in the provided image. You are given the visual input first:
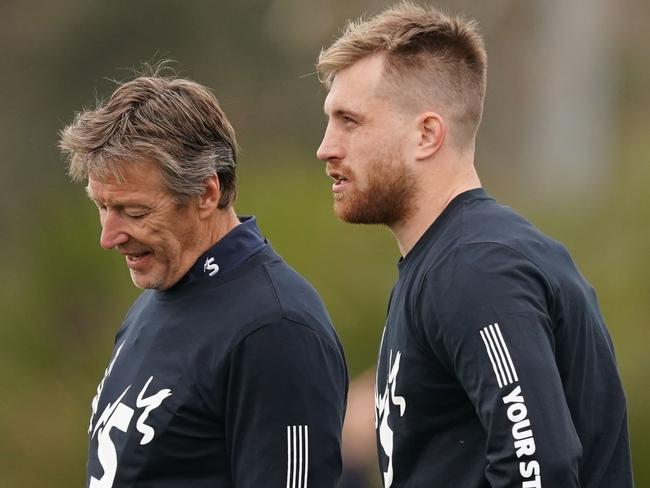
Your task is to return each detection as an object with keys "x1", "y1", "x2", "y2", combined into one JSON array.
[
  {"x1": 86, "y1": 217, "x2": 348, "y2": 488},
  {"x1": 375, "y1": 189, "x2": 633, "y2": 487}
]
